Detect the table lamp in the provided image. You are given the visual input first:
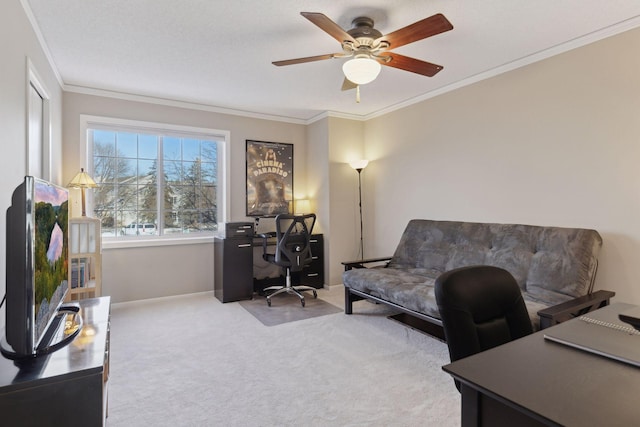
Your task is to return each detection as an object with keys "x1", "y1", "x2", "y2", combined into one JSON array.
[
  {"x1": 295, "y1": 199, "x2": 311, "y2": 215},
  {"x1": 67, "y1": 168, "x2": 98, "y2": 216}
]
